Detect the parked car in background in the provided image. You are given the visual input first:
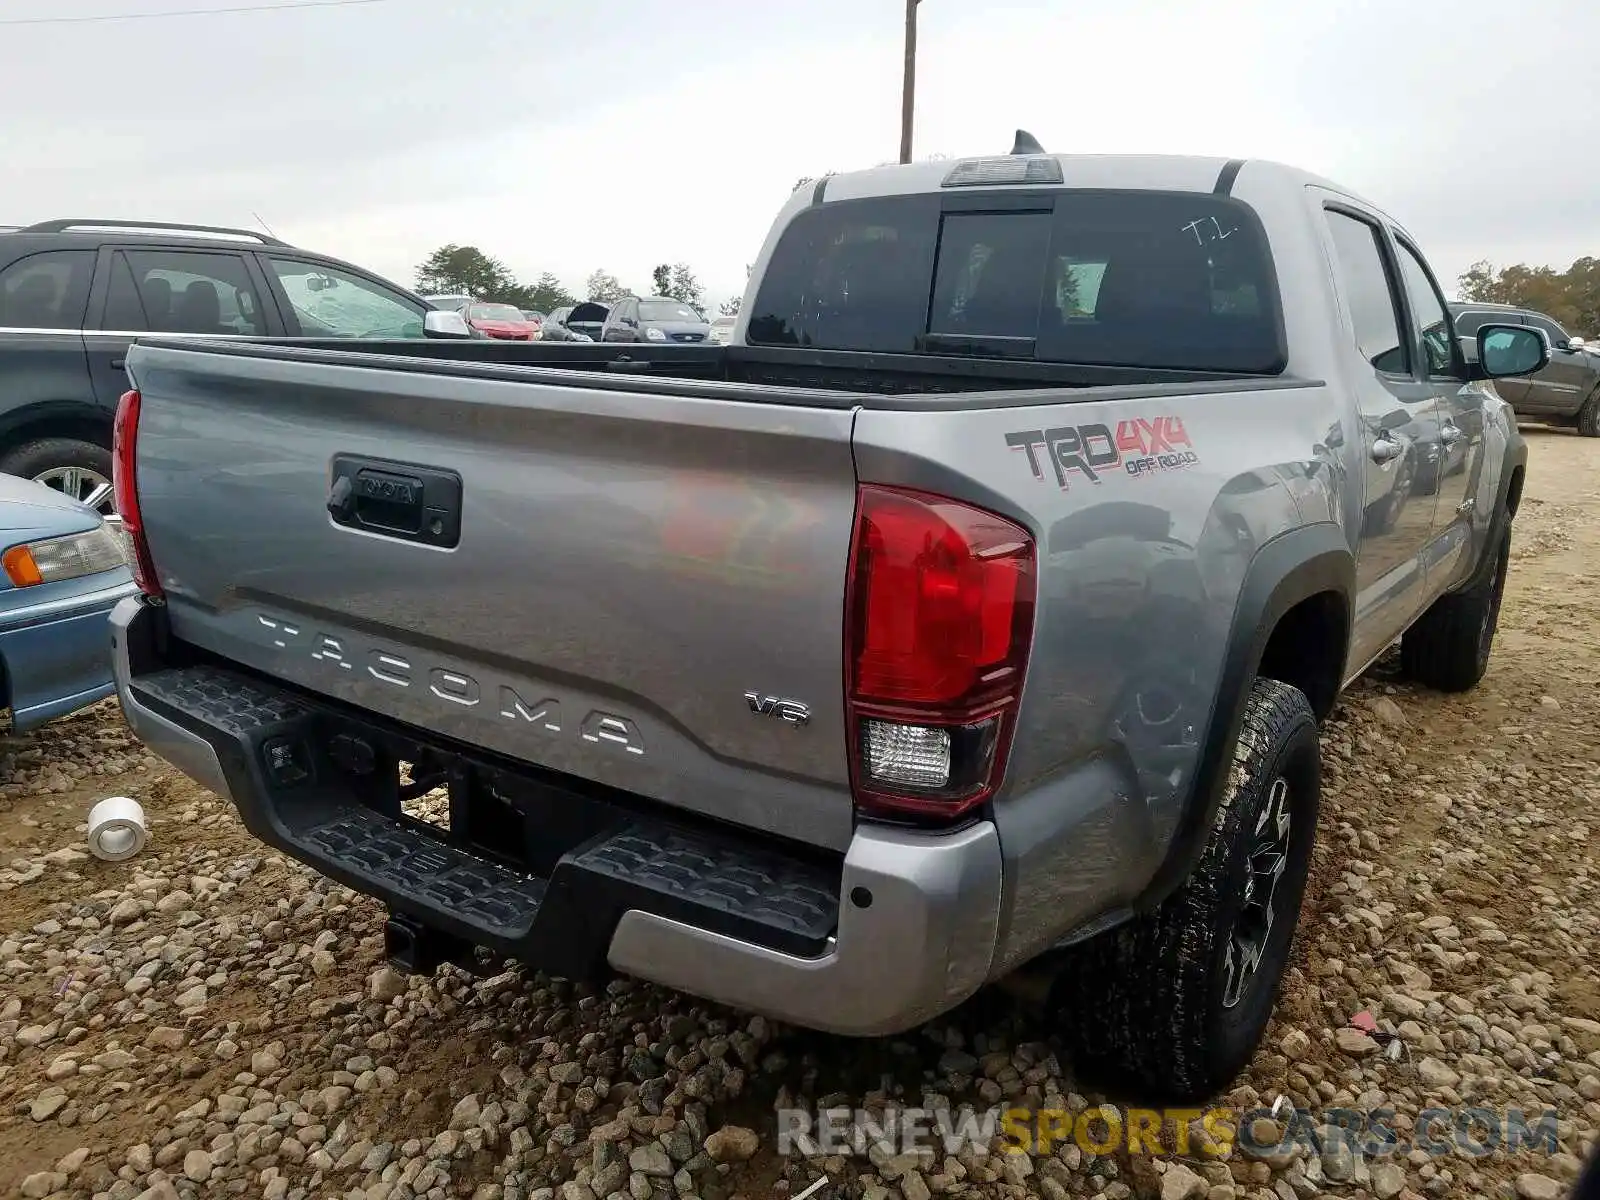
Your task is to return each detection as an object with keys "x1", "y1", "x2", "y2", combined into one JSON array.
[
  {"x1": 708, "y1": 314, "x2": 736, "y2": 344},
  {"x1": 0, "y1": 474, "x2": 135, "y2": 731},
  {"x1": 600, "y1": 295, "x2": 713, "y2": 343},
  {"x1": 542, "y1": 302, "x2": 608, "y2": 342},
  {"x1": 541, "y1": 306, "x2": 580, "y2": 340},
  {"x1": 1449, "y1": 301, "x2": 1600, "y2": 434},
  {"x1": 0, "y1": 218, "x2": 443, "y2": 520},
  {"x1": 461, "y1": 302, "x2": 539, "y2": 341},
  {"x1": 519, "y1": 310, "x2": 546, "y2": 338}
]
